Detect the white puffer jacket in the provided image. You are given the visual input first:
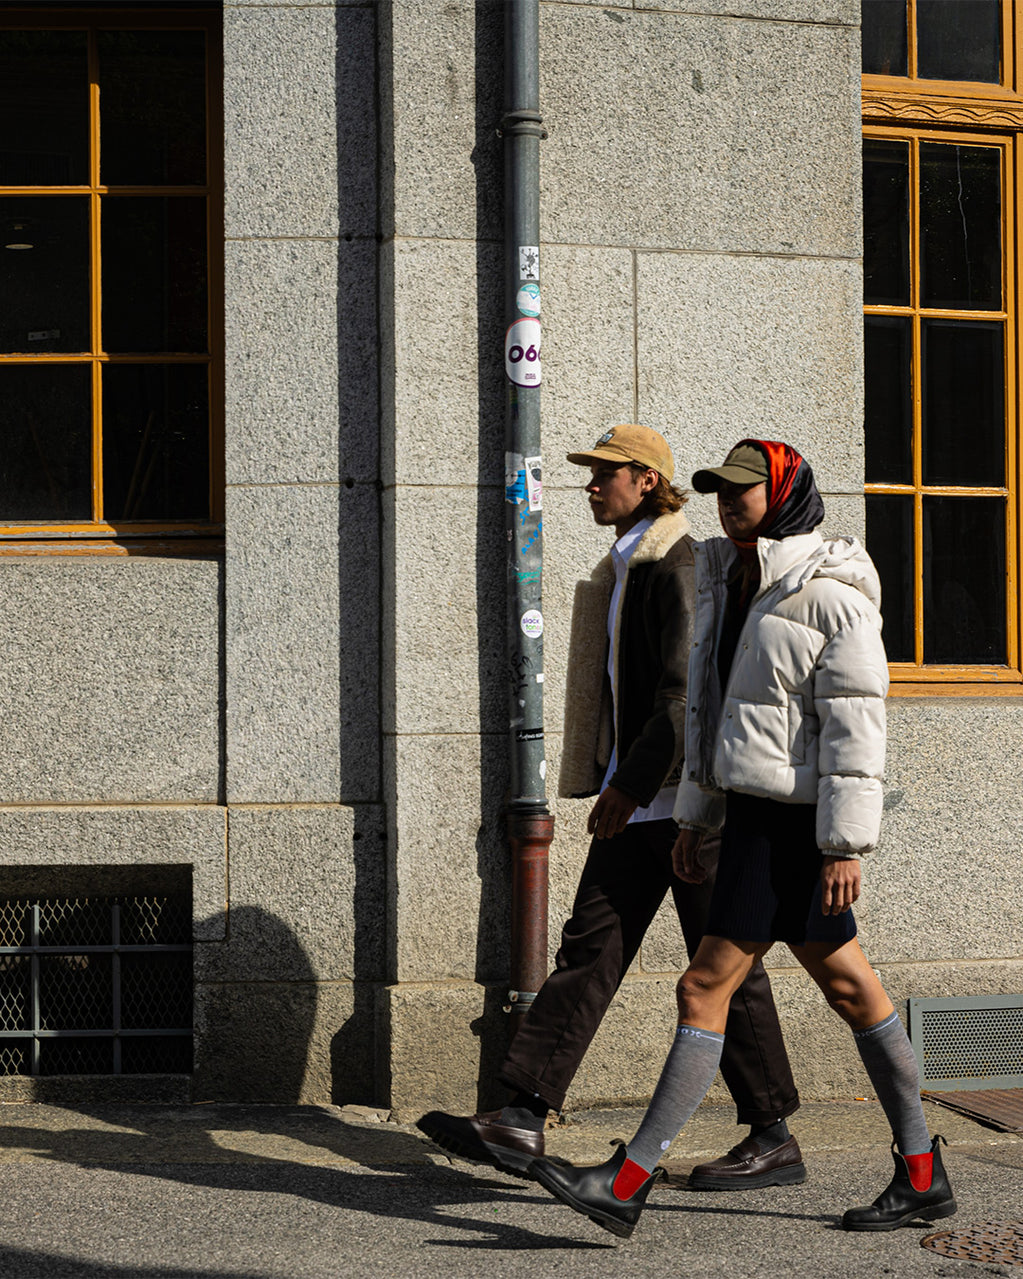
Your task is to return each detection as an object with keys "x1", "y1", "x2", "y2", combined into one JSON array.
[{"x1": 672, "y1": 531, "x2": 889, "y2": 856}]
